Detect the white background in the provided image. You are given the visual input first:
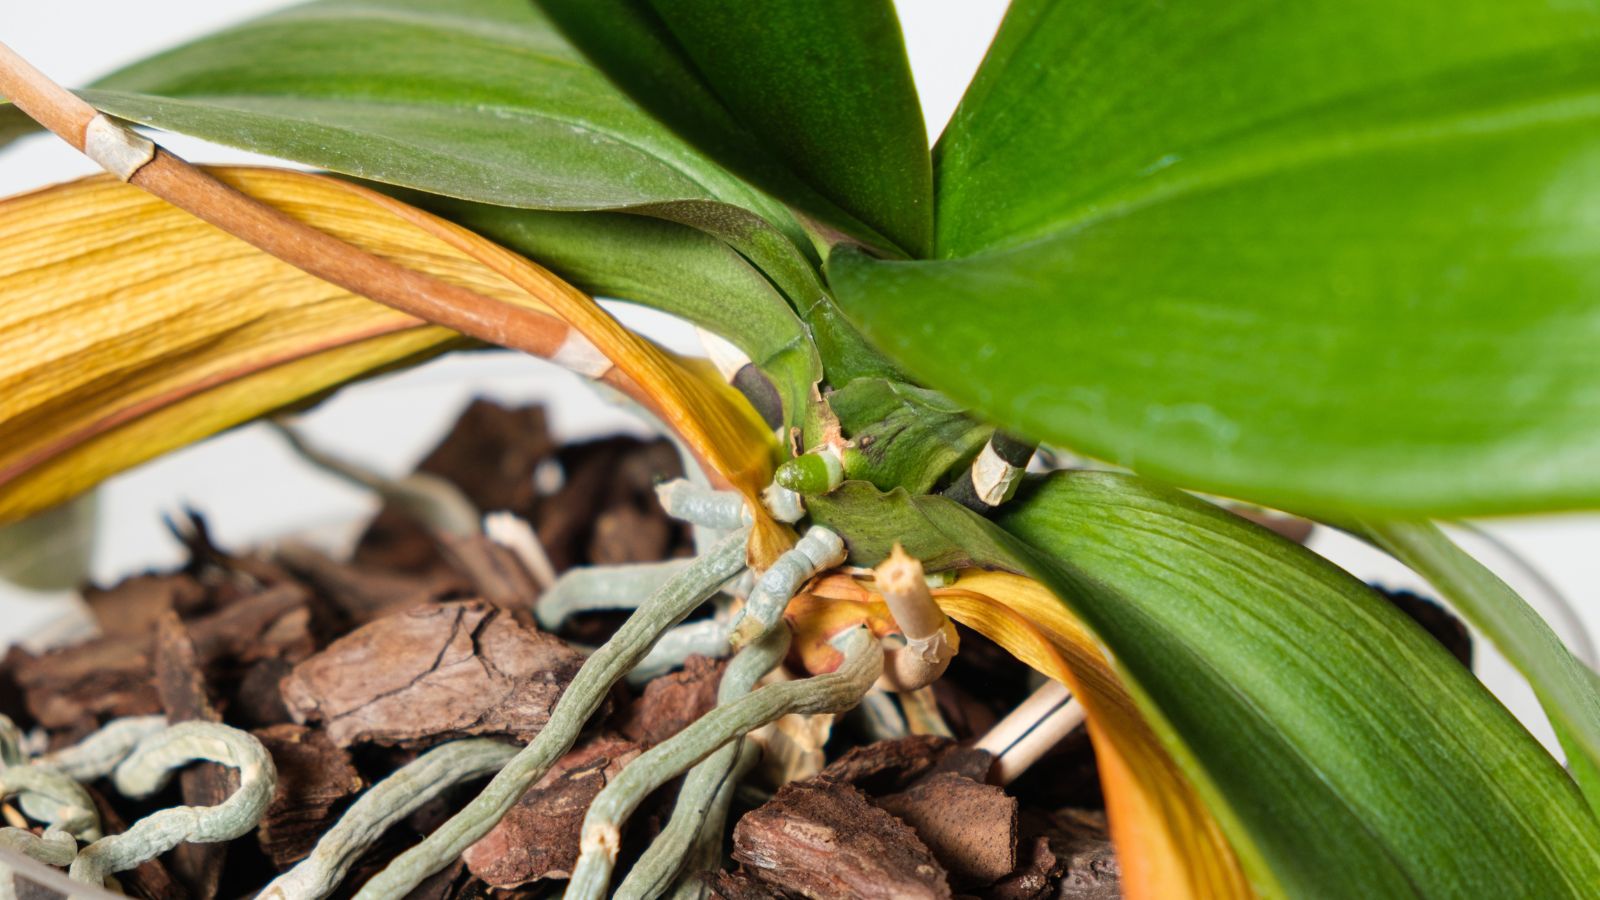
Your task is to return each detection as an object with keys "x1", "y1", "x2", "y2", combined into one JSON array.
[{"x1": 2, "y1": 1, "x2": 1596, "y2": 752}]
